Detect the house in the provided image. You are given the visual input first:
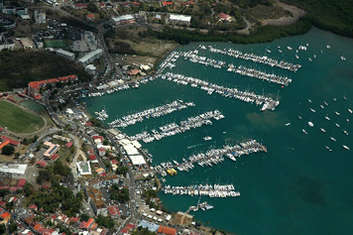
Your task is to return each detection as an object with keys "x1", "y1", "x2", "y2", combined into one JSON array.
[
  {"x1": 86, "y1": 13, "x2": 95, "y2": 21},
  {"x1": 127, "y1": 69, "x2": 140, "y2": 76},
  {"x1": 74, "y1": 3, "x2": 88, "y2": 10},
  {"x1": 107, "y1": 205, "x2": 120, "y2": 218},
  {"x1": 218, "y1": 12, "x2": 232, "y2": 22}
]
